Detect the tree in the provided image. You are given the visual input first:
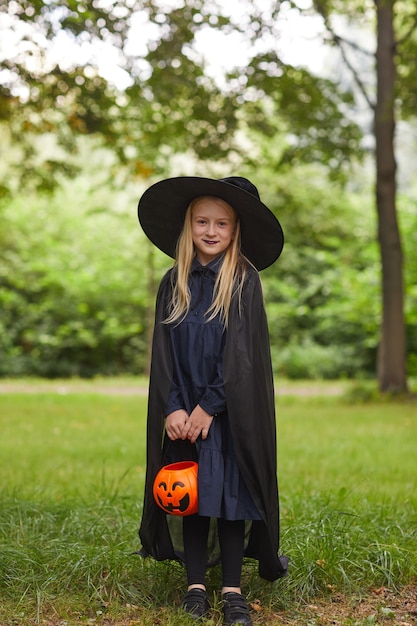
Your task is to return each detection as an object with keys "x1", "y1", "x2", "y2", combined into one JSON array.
[
  {"x1": 0, "y1": 0, "x2": 241, "y2": 193},
  {"x1": 1, "y1": 0, "x2": 365, "y2": 182},
  {"x1": 306, "y1": 0, "x2": 415, "y2": 391},
  {"x1": 1, "y1": 0, "x2": 366, "y2": 375},
  {"x1": 374, "y1": 0, "x2": 406, "y2": 392}
]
